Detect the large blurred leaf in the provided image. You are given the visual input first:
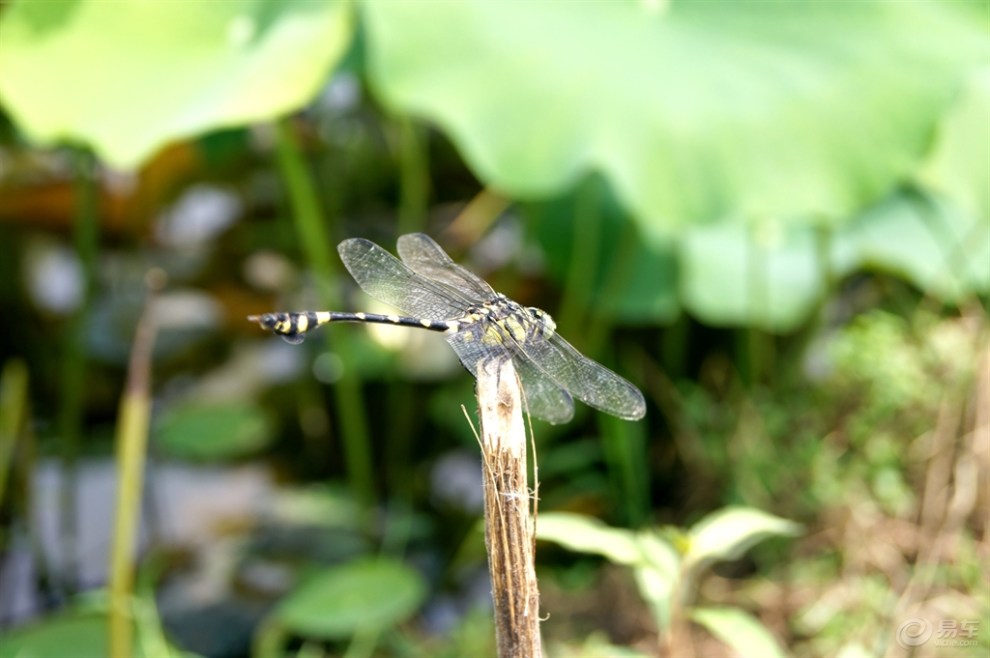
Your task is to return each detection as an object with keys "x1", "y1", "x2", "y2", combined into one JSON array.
[
  {"x1": 364, "y1": 0, "x2": 988, "y2": 234},
  {"x1": 916, "y1": 68, "x2": 990, "y2": 224},
  {"x1": 273, "y1": 558, "x2": 426, "y2": 640},
  {"x1": 0, "y1": 0, "x2": 352, "y2": 167}
]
